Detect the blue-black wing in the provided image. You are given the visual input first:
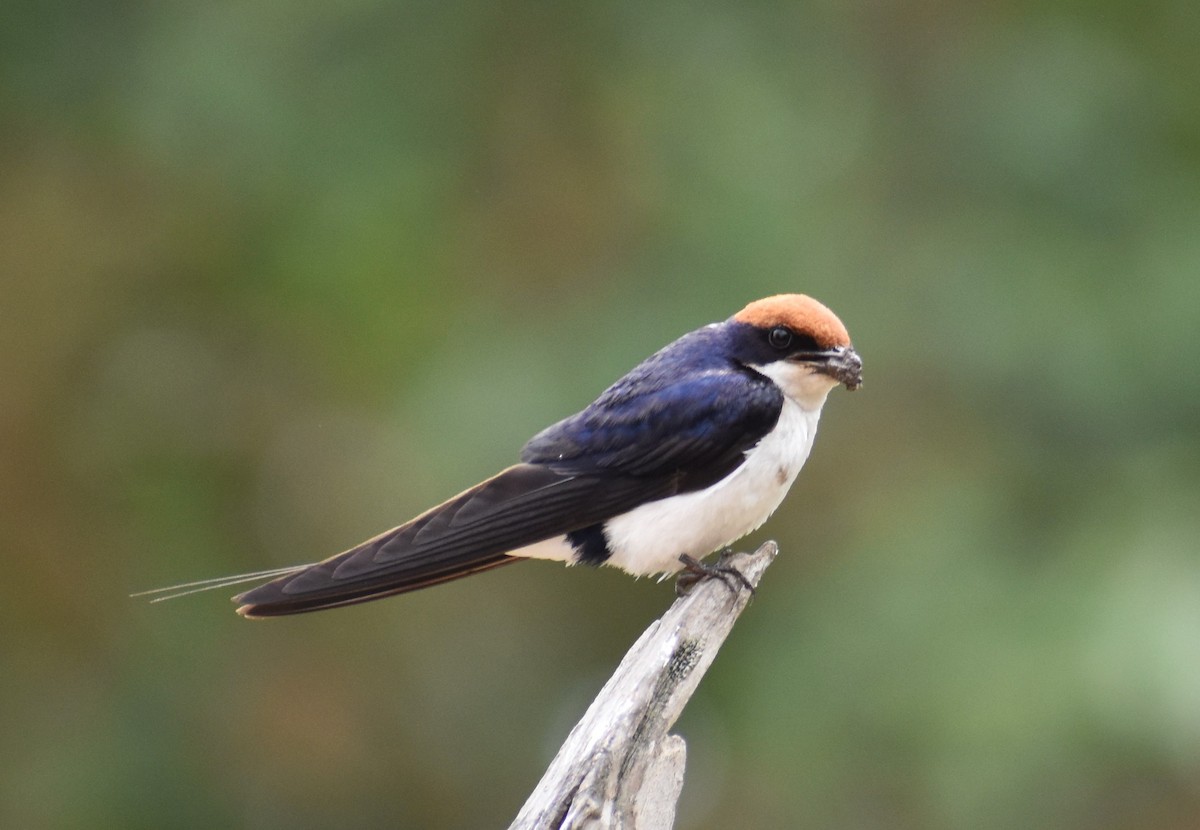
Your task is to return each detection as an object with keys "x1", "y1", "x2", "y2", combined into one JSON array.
[
  {"x1": 521, "y1": 365, "x2": 783, "y2": 491},
  {"x1": 234, "y1": 356, "x2": 782, "y2": 616},
  {"x1": 234, "y1": 463, "x2": 677, "y2": 616}
]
